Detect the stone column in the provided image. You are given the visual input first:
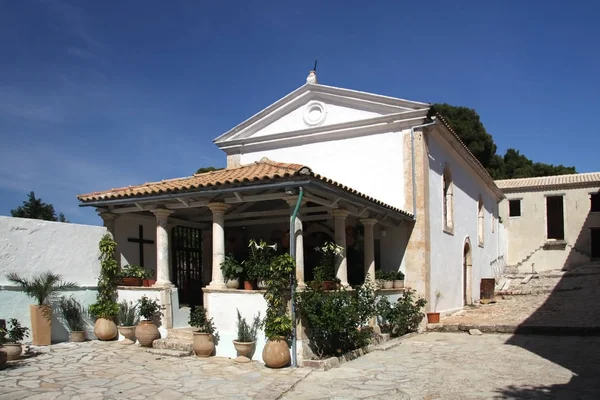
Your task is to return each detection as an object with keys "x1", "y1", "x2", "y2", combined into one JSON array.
[
  {"x1": 202, "y1": 229, "x2": 212, "y2": 287},
  {"x1": 286, "y1": 199, "x2": 306, "y2": 289},
  {"x1": 333, "y1": 209, "x2": 350, "y2": 287},
  {"x1": 152, "y1": 209, "x2": 174, "y2": 287},
  {"x1": 208, "y1": 202, "x2": 229, "y2": 289},
  {"x1": 361, "y1": 219, "x2": 377, "y2": 284}
]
